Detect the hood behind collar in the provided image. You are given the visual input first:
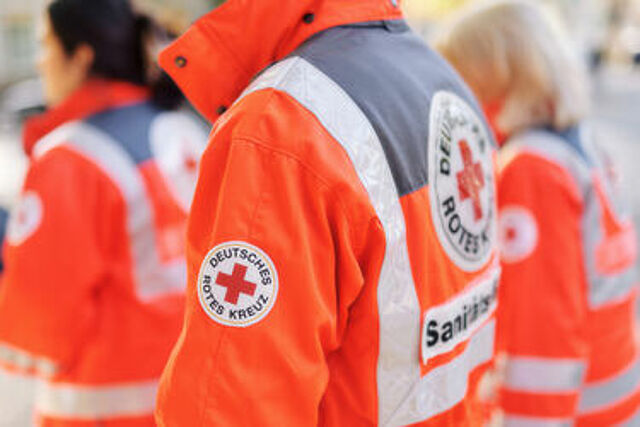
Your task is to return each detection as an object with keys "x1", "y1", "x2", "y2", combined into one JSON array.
[{"x1": 159, "y1": 0, "x2": 403, "y2": 123}]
